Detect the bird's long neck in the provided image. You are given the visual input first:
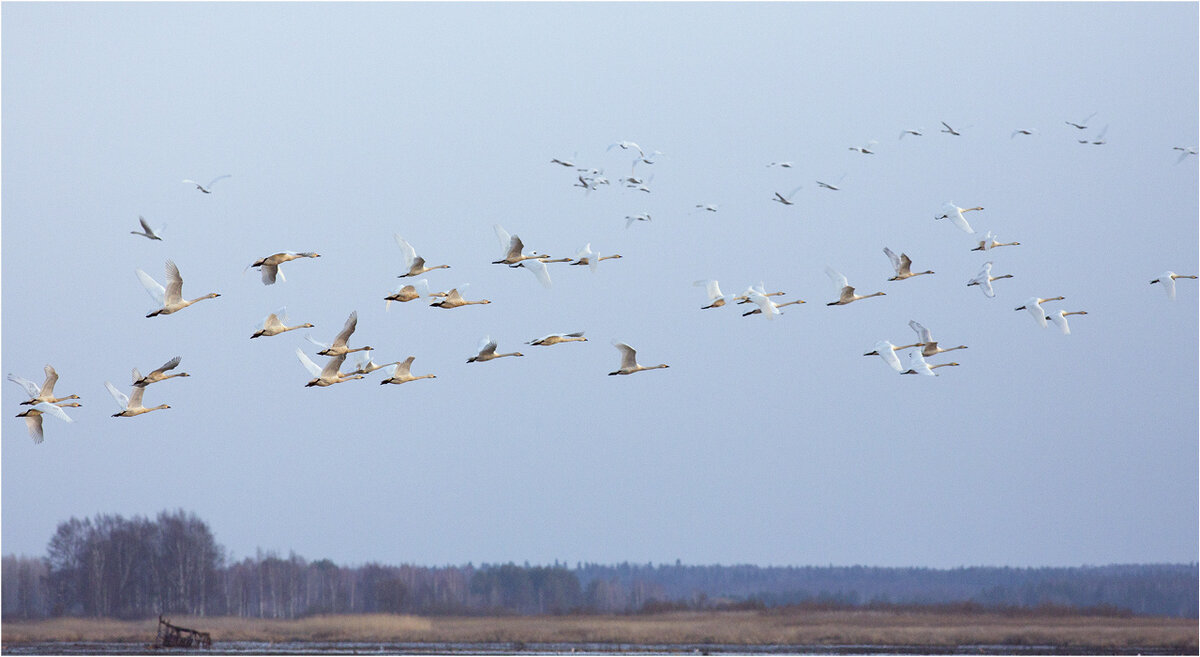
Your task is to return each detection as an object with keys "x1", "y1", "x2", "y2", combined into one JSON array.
[{"x1": 861, "y1": 292, "x2": 885, "y2": 299}]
